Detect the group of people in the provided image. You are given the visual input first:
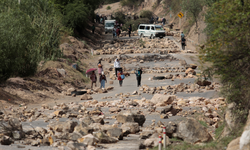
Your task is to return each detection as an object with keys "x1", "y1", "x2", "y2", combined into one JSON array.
[
  {"x1": 149, "y1": 17, "x2": 166, "y2": 26},
  {"x1": 96, "y1": 14, "x2": 107, "y2": 24},
  {"x1": 89, "y1": 61, "x2": 107, "y2": 89},
  {"x1": 114, "y1": 58, "x2": 142, "y2": 87},
  {"x1": 89, "y1": 58, "x2": 143, "y2": 89},
  {"x1": 113, "y1": 26, "x2": 121, "y2": 38}
]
